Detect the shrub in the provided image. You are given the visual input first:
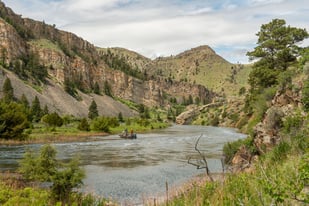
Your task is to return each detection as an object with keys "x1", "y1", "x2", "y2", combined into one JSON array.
[
  {"x1": 0, "y1": 101, "x2": 30, "y2": 140},
  {"x1": 77, "y1": 118, "x2": 90, "y2": 131},
  {"x1": 90, "y1": 117, "x2": 110, "y2": 132},
  {"x1": 223, "y1": 137, "x2": 256, "y2": 164},
  {"x1": 41, "y1": 112, "x2": 63, "y2": 128},
  {"x1": 18, "y1": 145, "x2": 85, "y2": 203}
]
